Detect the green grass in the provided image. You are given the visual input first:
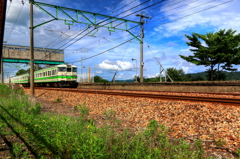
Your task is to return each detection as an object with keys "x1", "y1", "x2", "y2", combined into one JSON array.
[{"x1": 0, "y1": 83, "x2": 227, "y2": 158}]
